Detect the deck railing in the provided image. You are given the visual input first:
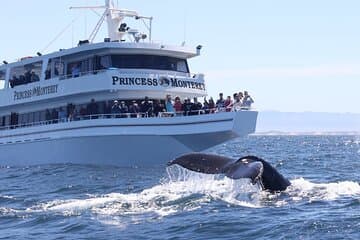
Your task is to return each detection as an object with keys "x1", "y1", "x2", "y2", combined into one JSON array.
[{"x1": 0, "y1": 107, "x2": 251, "y2": 131}]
